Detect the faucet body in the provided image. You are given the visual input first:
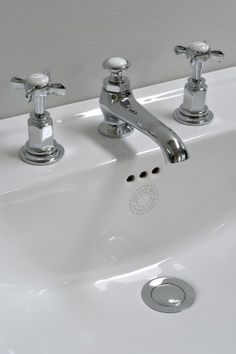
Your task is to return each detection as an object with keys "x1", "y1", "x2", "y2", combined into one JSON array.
[{"x1": 99, "y1": 58, "x2": 189, "y2": 163}]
